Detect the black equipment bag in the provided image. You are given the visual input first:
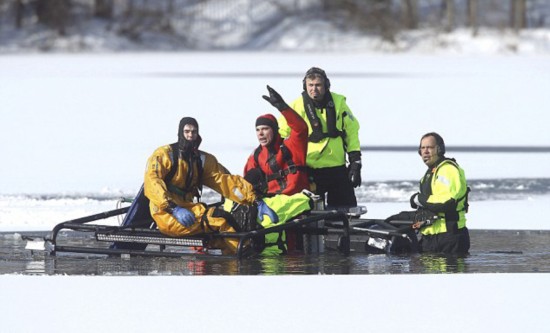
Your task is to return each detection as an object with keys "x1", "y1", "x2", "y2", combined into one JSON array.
[{"x1": 230, "y1": 203, "x2": 266, "y2": 253}]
